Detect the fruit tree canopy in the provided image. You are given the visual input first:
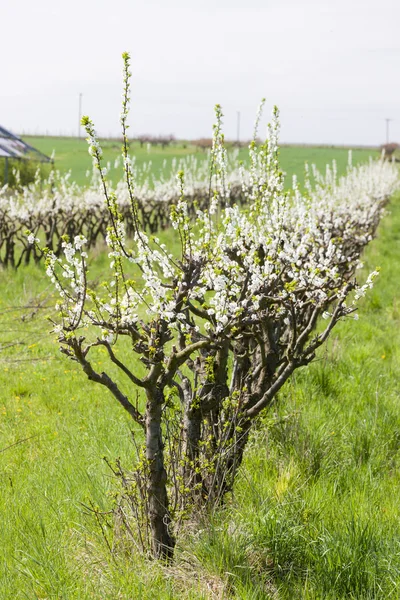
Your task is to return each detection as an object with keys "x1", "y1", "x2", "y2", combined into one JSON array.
[{"x1": 0, "y1": 126, "x2": 52, "y2": 163}]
